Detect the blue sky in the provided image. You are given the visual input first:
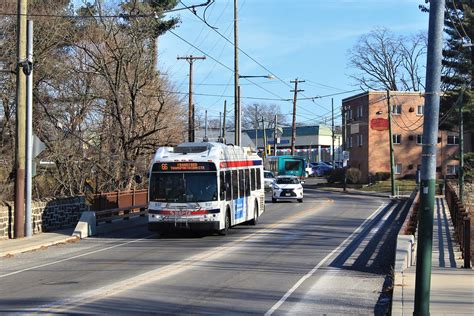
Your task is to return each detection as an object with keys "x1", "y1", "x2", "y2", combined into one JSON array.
[{"x1": 159, "y1": 1, "x2": 429, "y2": 126}]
